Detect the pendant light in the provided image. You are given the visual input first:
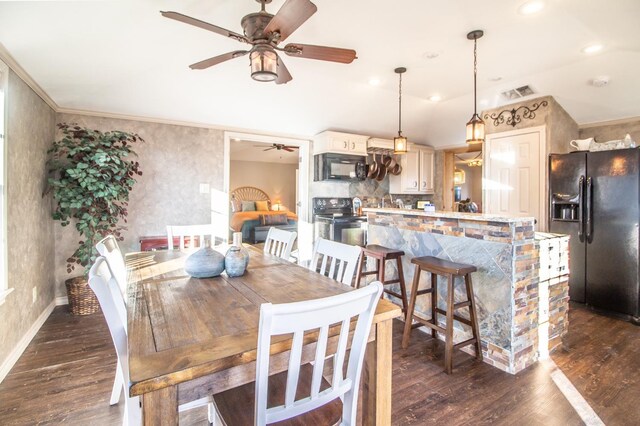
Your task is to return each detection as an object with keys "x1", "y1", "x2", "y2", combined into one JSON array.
[
  {"x1": 466, "y1": 30, "x2": 485, "y2": 144},
  {"x1": 393, "y1": 67, "x2": 408, "y2": 154}
]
